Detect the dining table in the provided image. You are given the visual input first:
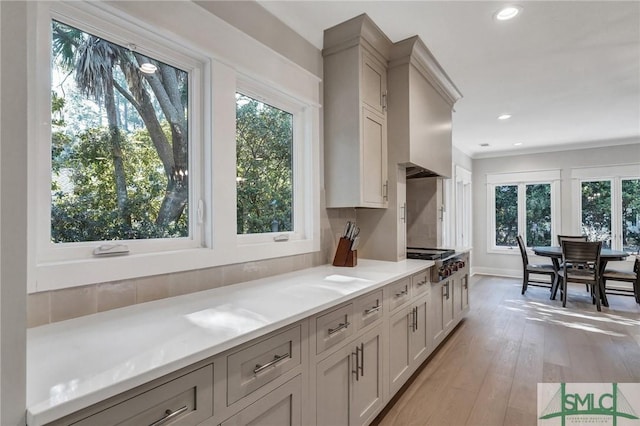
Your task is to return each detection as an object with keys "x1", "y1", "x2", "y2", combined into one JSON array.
[{"x1": 532, "y1": 245, "x2": 629, "y2": 307}]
